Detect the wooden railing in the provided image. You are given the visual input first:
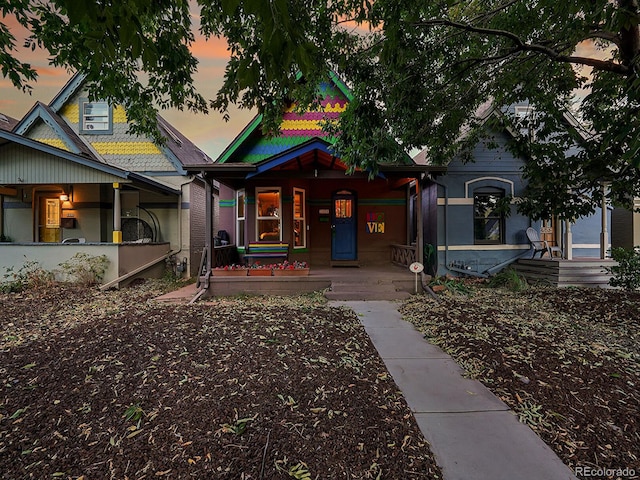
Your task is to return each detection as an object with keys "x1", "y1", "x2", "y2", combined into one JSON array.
[
  {"x1": 391, "y1": 244, "x2": 416, "y2": 267},
  {"x1": 214, "y1": 245, "x2": 239, "y2": 267}
]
